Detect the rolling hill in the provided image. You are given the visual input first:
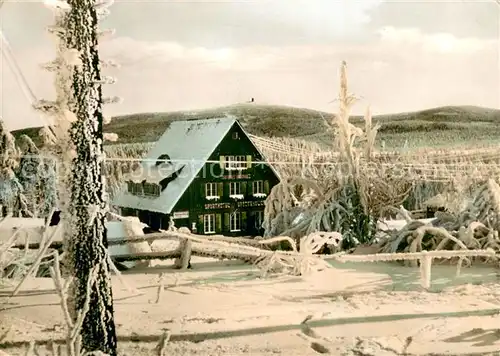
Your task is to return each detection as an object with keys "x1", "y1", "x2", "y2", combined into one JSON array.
[{"x1": 11, "y1": 104, "x2": 500, "y2": 150}]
